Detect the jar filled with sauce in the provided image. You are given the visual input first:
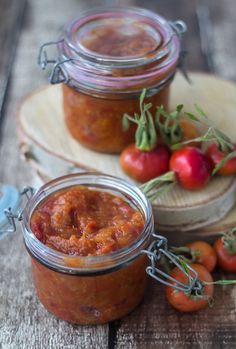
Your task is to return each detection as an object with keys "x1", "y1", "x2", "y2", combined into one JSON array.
[
  {"x1": 39, "y1": 7, "x2": 186, "y2": 153},
  {"x1": 22, "y1": 173, "x2": 153, "y2": 324},
  {"x1": 1, "y1": 173, "x2": 199, "y2": 324}
]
